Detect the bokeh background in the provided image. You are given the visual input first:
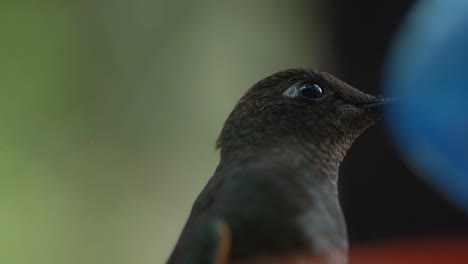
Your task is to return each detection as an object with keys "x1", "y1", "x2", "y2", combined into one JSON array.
[{"x1": 1, "y1": 1, "x2": 467, "y2": 264}]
